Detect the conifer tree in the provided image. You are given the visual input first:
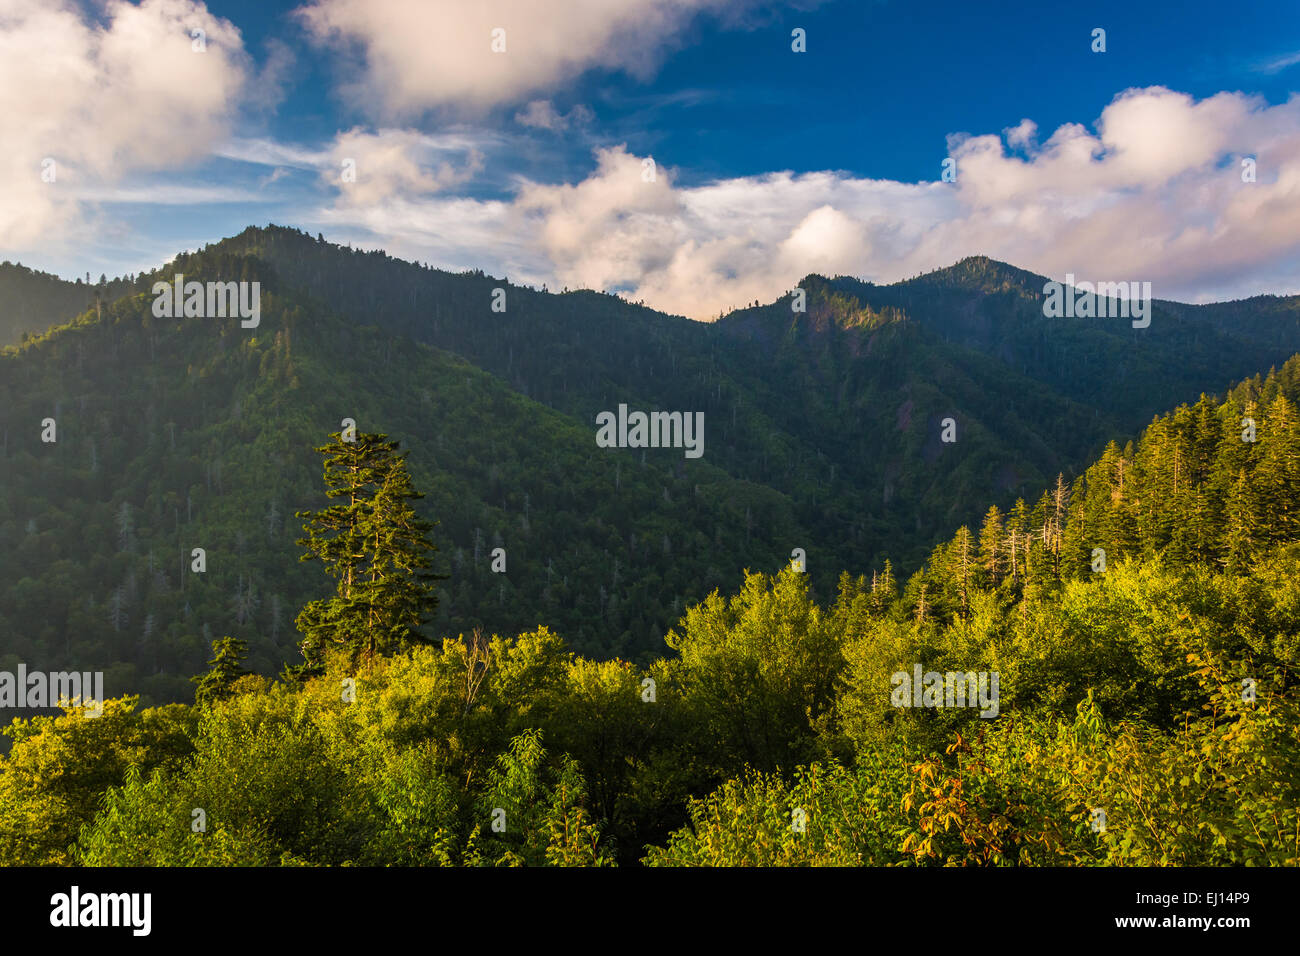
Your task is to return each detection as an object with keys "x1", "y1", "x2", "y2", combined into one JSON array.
[
  {"x1": 1044, "y1": 473, "x2": 1069, "y2": 577},
  {"x1": 870, "y1": 559, "x2": 898, "y2": 614},
  {"x1": 192, "y1": 636, "x2": 251, "y2": 705},
  {"x1": 295, "y1": 430, "x2": 445, "y2": 669},
  {"x1": 1259, "y1": 395, "x2": 1300, "y2": 544},
  {"x1": 1223, "y1": 468, "x2": 1260, "y2": 572},
  {"x1": 949, "y1": 525, "x2": 974, "y2": 620},
  {"x1": 978, "y1": 505, "x2": 1005, "y2": 585}
]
